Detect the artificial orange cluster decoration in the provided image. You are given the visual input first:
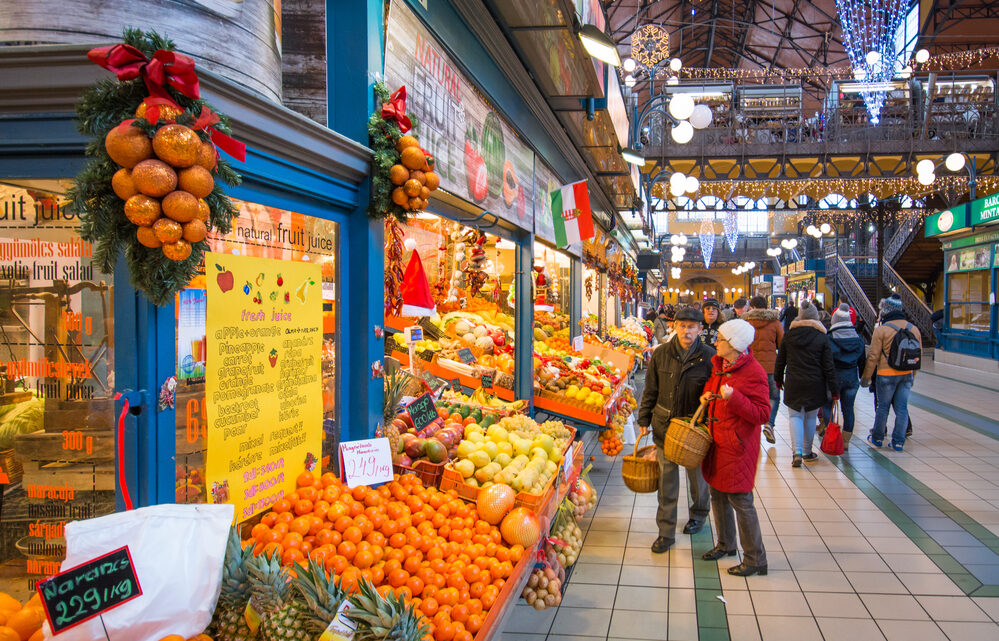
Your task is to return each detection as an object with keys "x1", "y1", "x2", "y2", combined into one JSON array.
[
  {"x1": 245, "y1": 471, "x2": 526, "y2": 641},
  {"x1": 109, "y1": 122, "x2": 214, "y2": 261},
  {"x1": 71, "y1": 29, "x2": 244, "y2": 305}
]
